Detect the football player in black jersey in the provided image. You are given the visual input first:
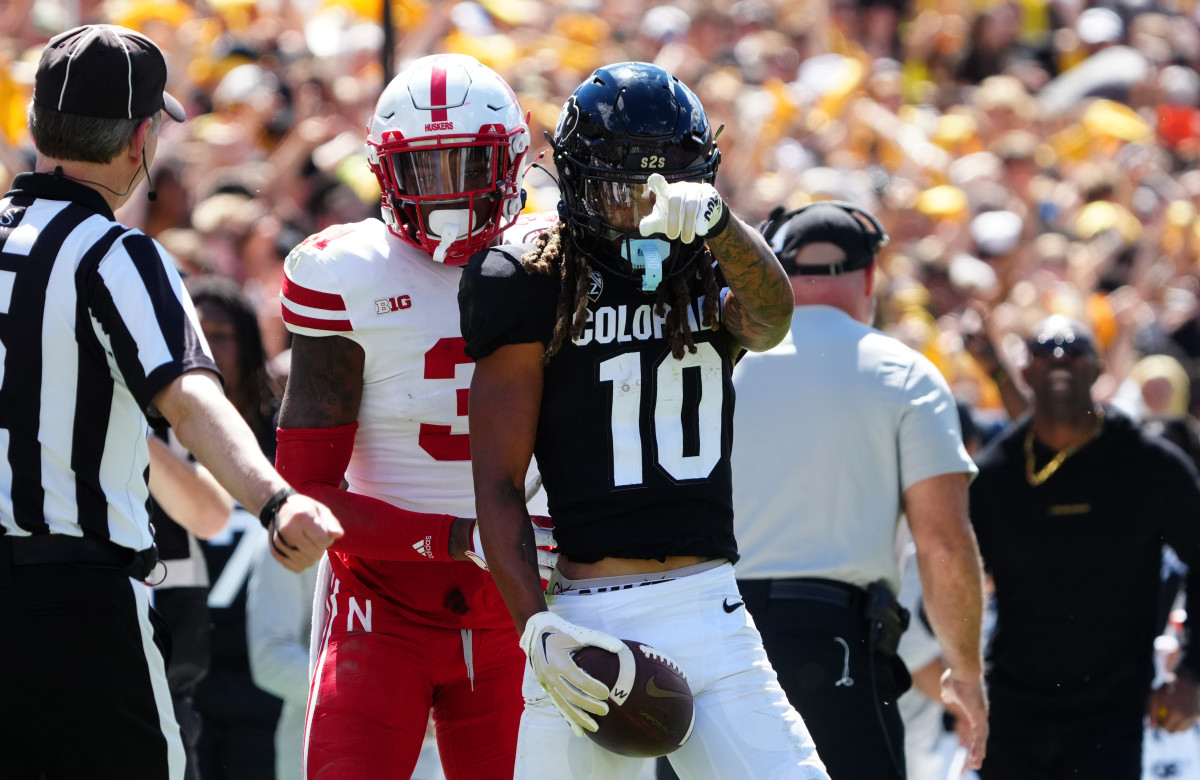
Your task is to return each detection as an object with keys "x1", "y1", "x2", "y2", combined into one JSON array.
[{"x1": 460, "y1": 62, "x2": 829, "y2": 778}]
